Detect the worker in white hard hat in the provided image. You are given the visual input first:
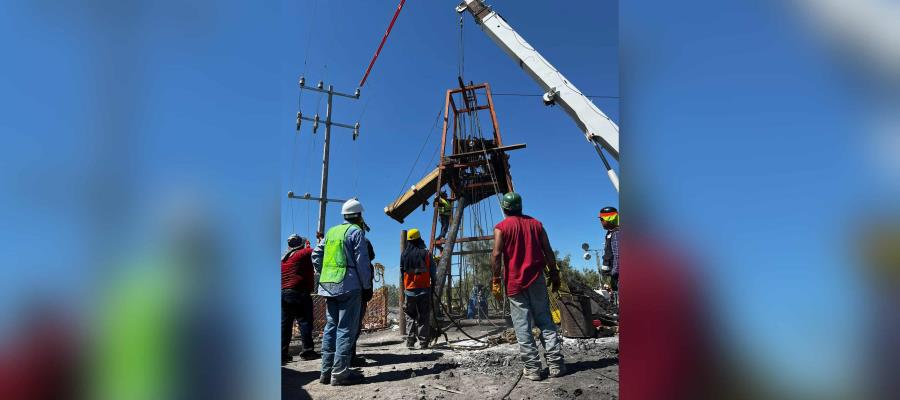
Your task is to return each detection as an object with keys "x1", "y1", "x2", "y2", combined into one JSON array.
[{"x1": 311, "y1": 198, "x2": 372, "y2": 385}]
